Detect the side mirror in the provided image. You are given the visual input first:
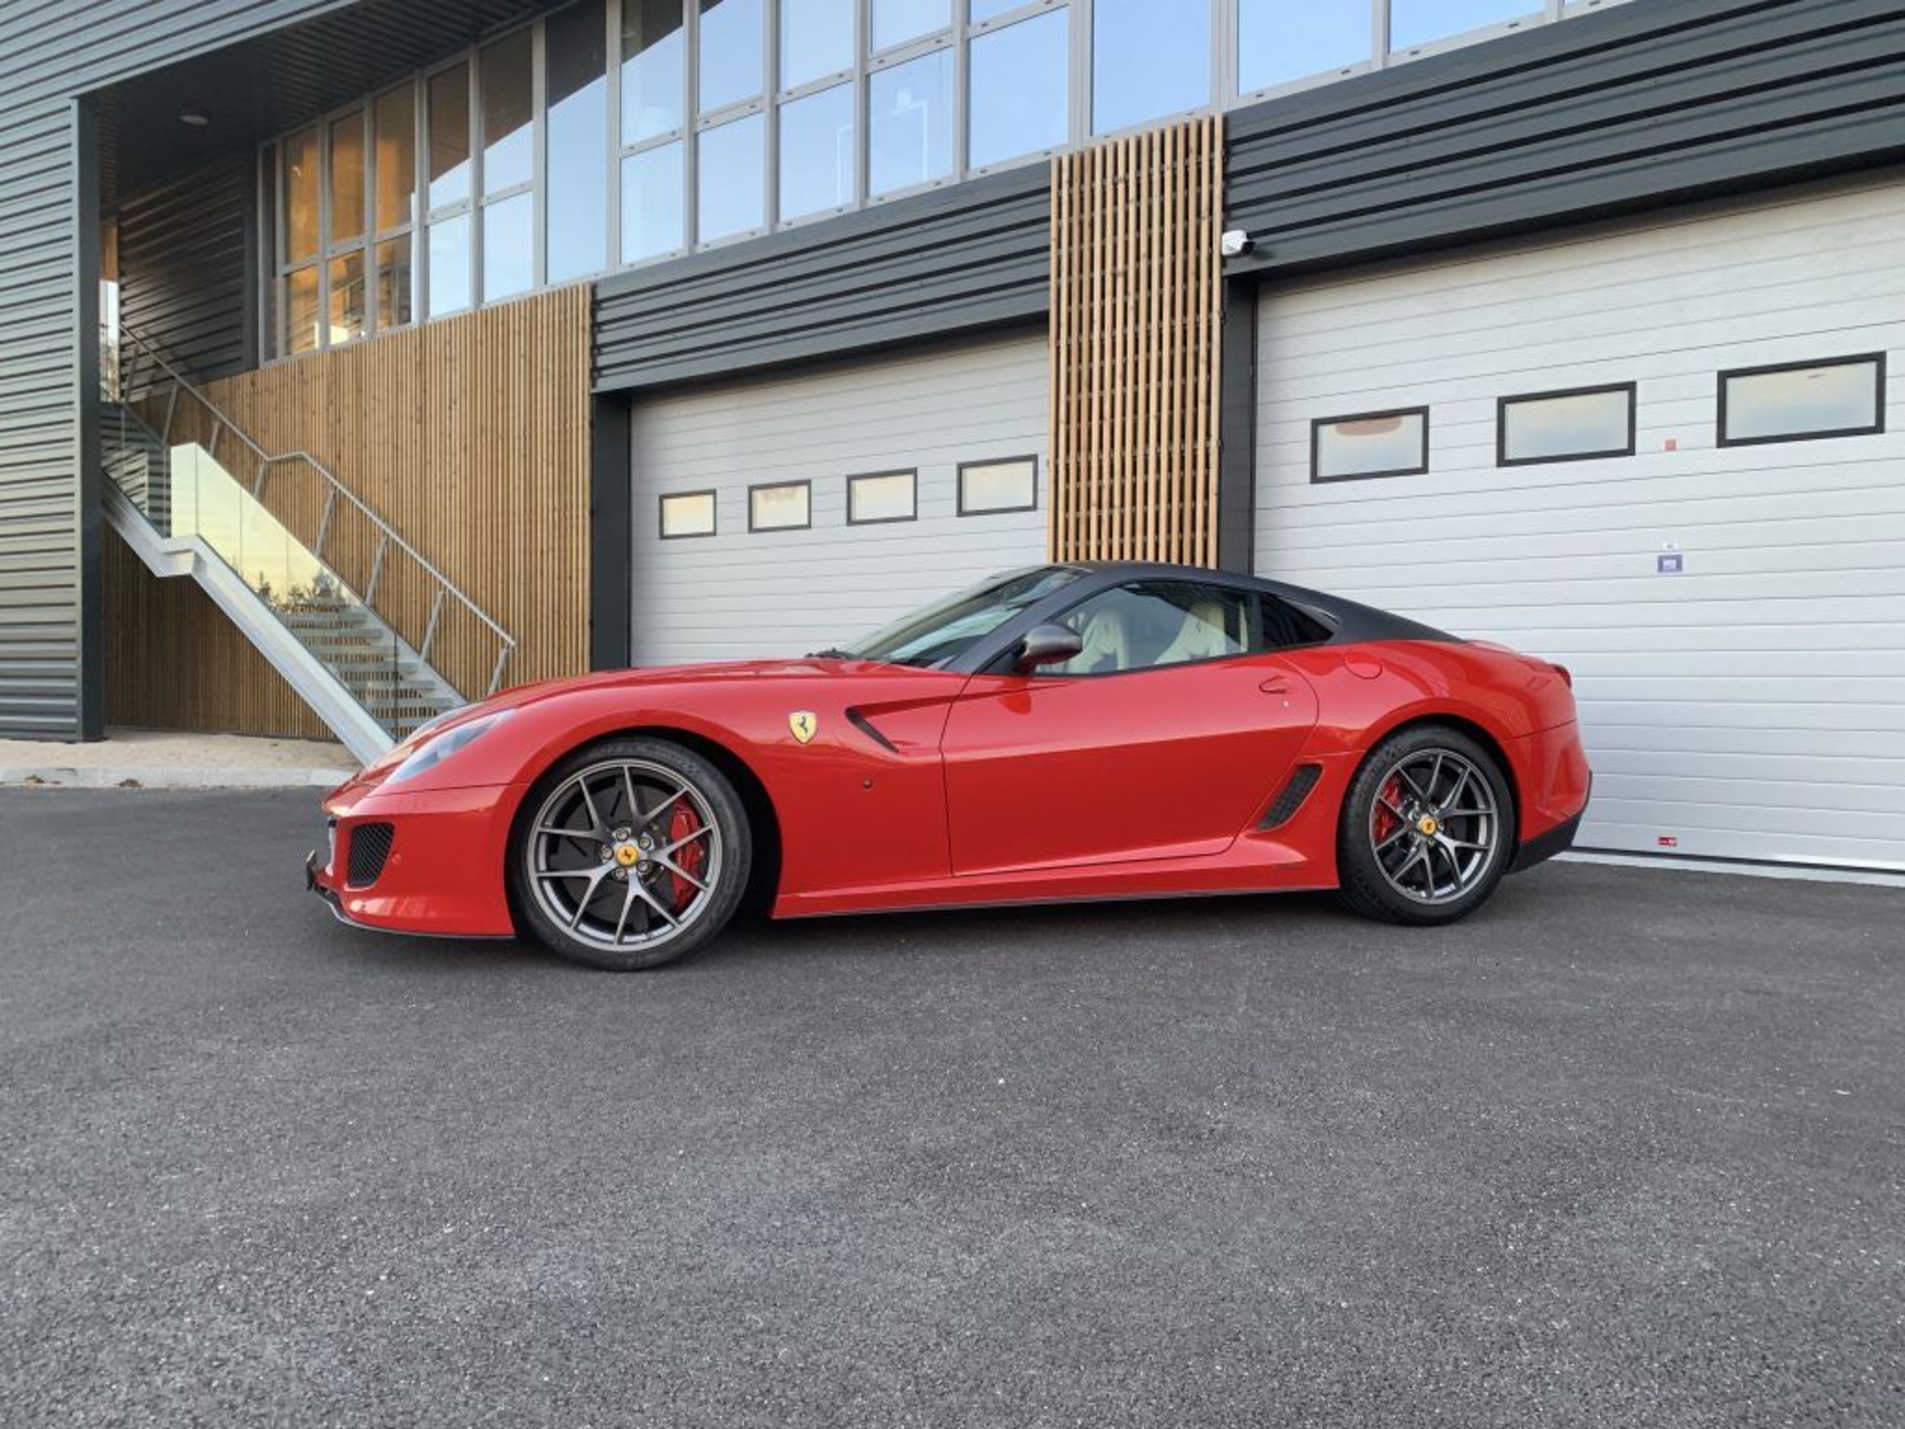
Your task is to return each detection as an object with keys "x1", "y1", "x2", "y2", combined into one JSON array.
[{"x1": 1014, "y1": 622, "x2": 1083, "y2": 673}]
